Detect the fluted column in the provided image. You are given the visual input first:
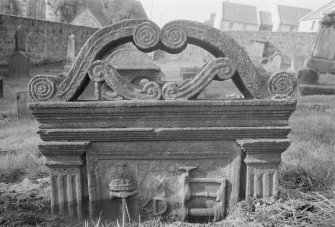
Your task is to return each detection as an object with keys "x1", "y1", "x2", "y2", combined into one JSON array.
[
  {"x1": 39, "y1": 141, "x2": 90, "y2": 220},
  {"x1": 238, "y1": 139, "x2": 290, "y2": 200}
]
